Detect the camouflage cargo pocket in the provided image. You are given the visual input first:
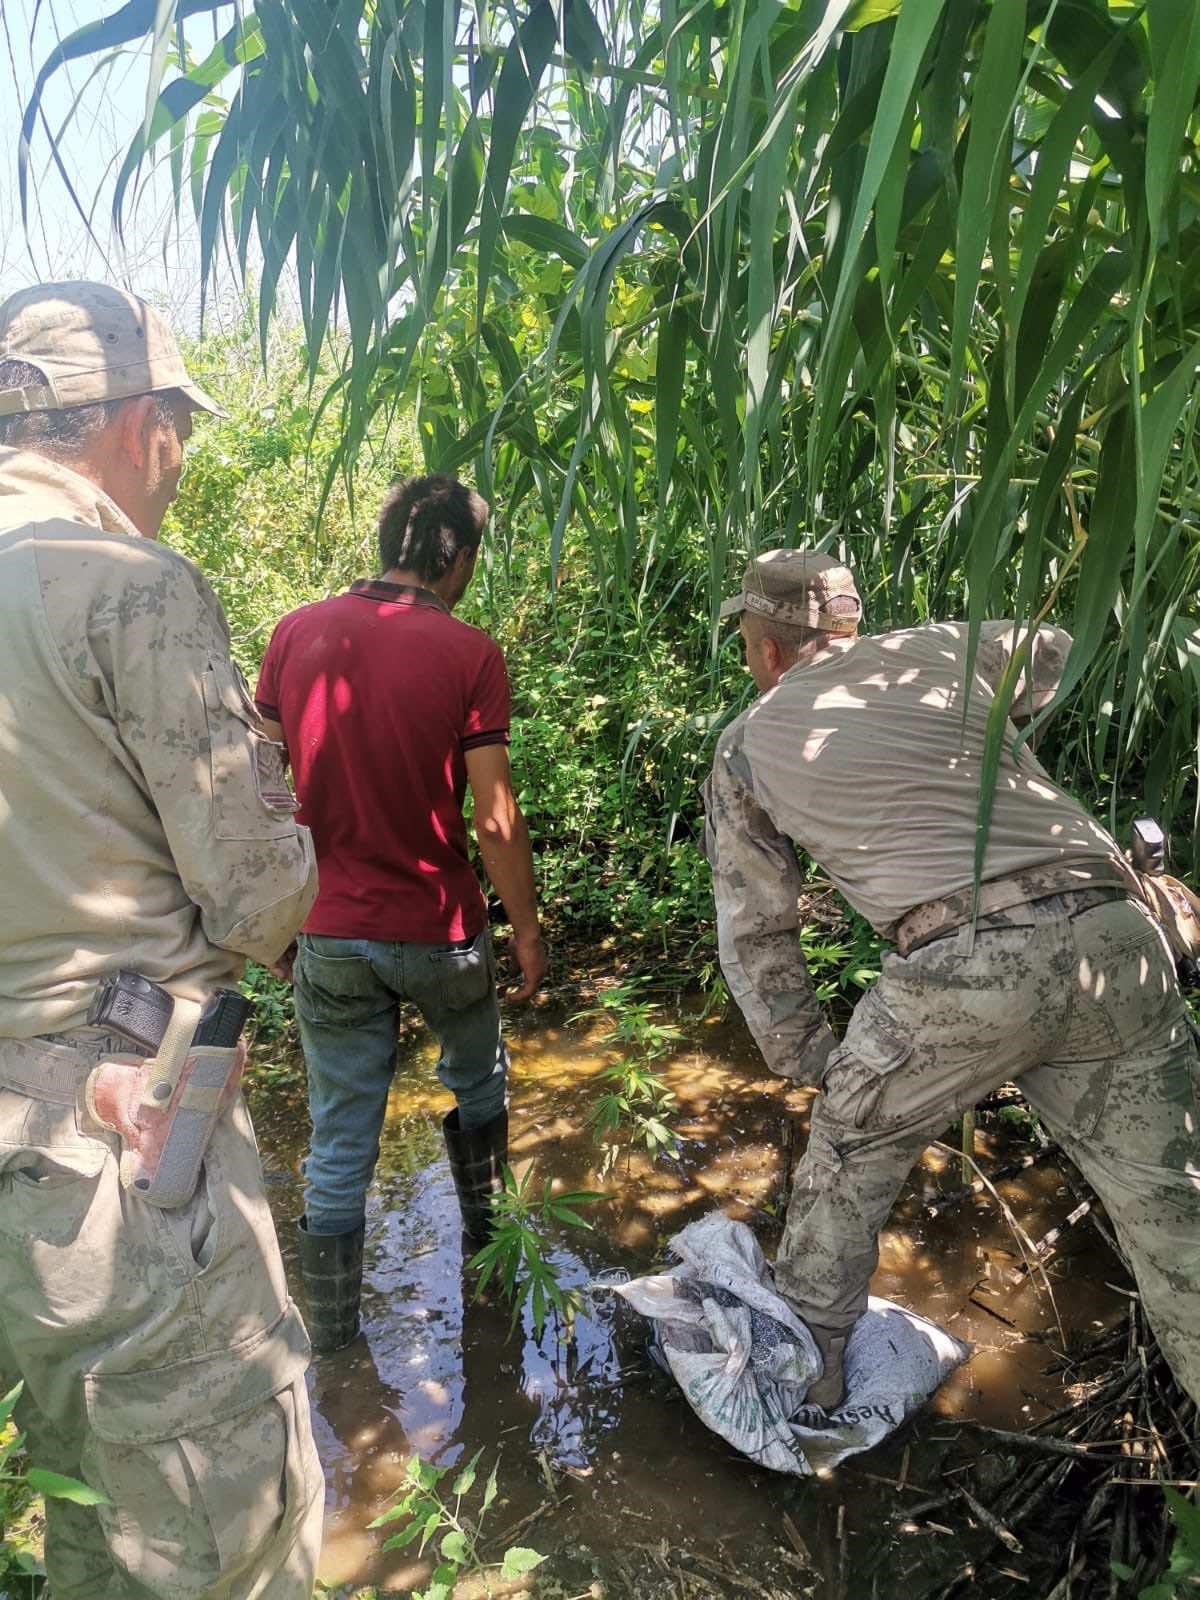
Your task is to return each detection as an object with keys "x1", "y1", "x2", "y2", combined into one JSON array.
[
  {"x1": 820, "y1": 989, "x2": 914, "y2": 1132},
  {"x1": 1082, "y1": 899, "x2": 1191, "y2": 1059},
  {"x1": 83, "y1": 1303, "x2": 315, "y2": 1598}
]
